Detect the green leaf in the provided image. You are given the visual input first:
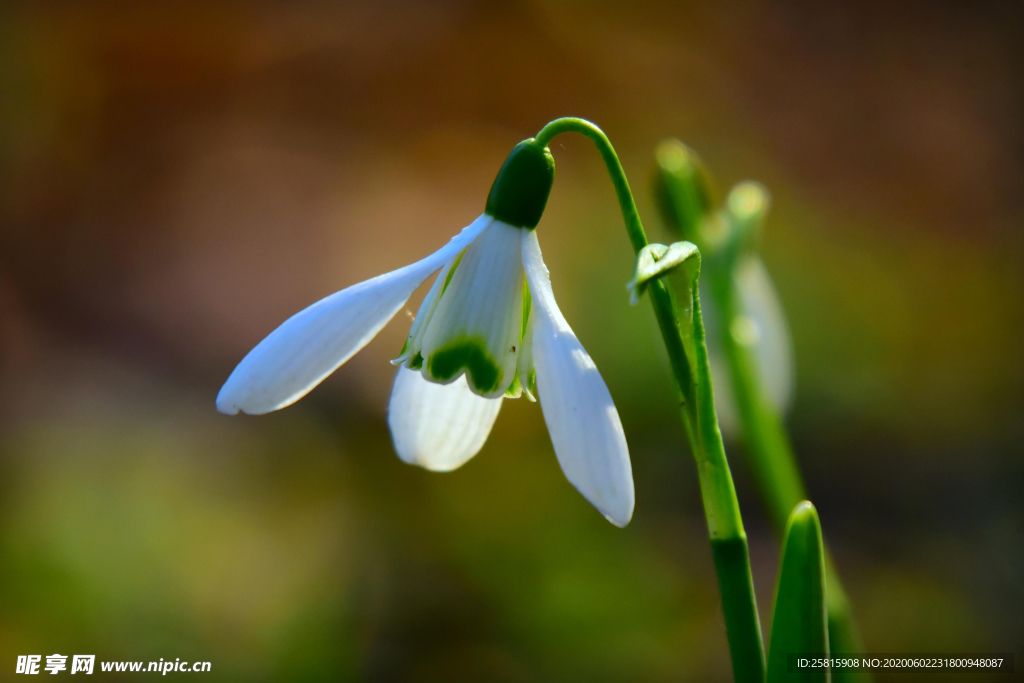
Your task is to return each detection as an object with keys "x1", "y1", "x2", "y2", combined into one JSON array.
[
  {"x1": 768, "y1": 501, "x2": 829, "y2": 683},
  {"x1": 626, "y1": 241, "x2": 699, "y2": 305}
]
